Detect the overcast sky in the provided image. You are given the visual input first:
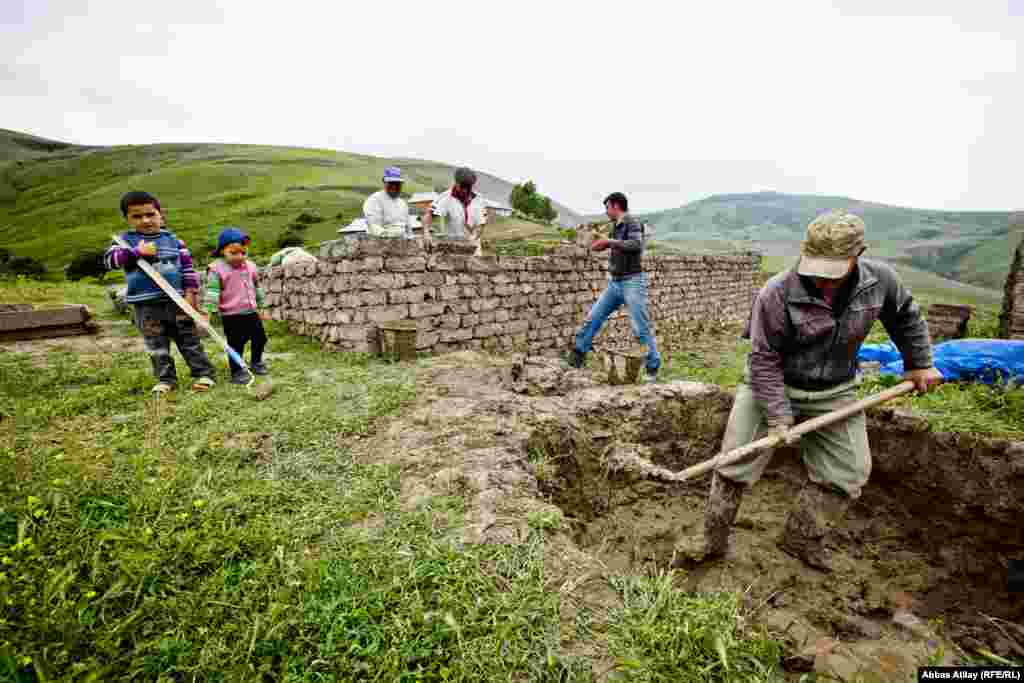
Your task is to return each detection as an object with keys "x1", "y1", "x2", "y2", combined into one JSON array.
[{"x1": 2, "y1": 0, "x2": 1021, "y2": 214}]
